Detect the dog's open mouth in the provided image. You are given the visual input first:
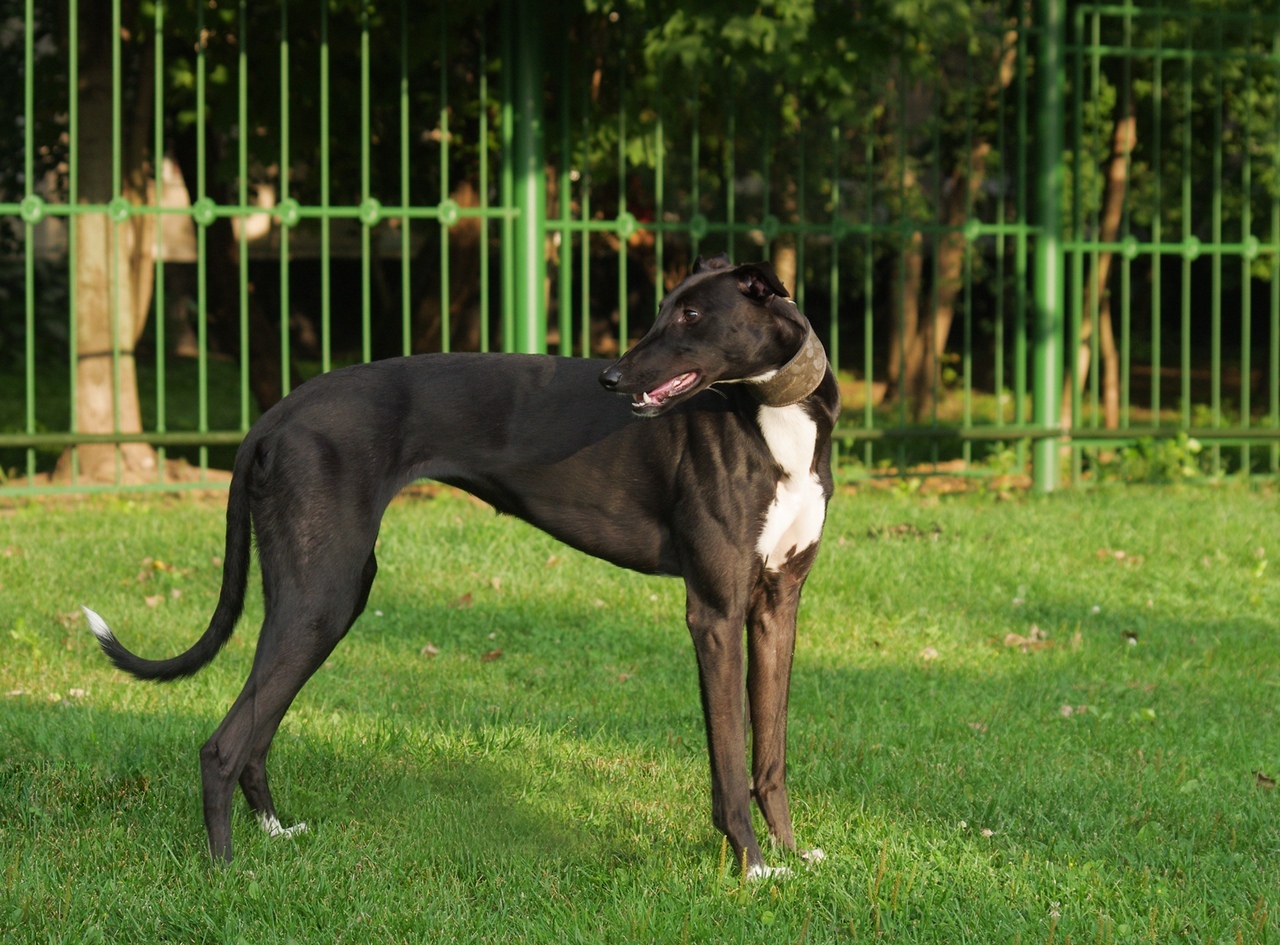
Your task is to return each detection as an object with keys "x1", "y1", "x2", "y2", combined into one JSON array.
[{"x1": 632, "y1": 371, "x2": 700, "y2": 411}]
